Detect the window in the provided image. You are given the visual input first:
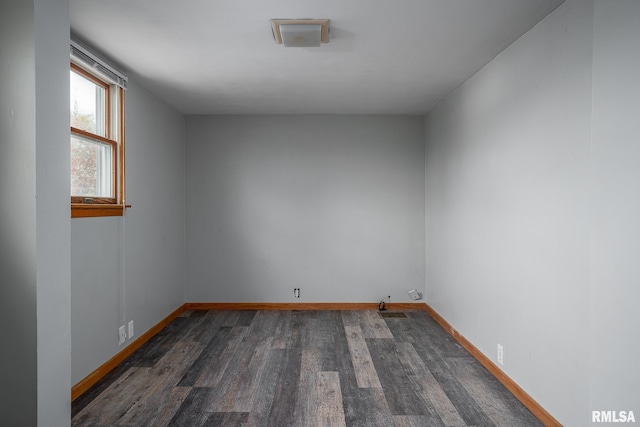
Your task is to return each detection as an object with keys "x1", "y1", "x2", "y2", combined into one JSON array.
[{"x1": 70, "y1": 40, "x2": 127, "y2": 218}]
